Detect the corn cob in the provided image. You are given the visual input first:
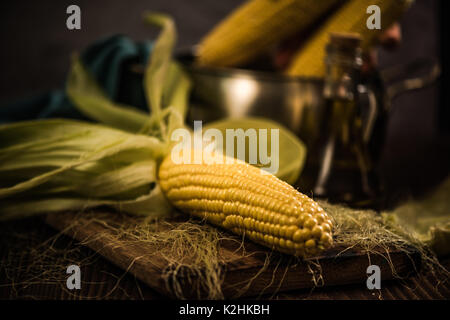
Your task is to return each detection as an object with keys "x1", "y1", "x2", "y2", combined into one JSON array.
[
  {"x1": 196, "y1": 0, "x2": 343, "y2": 68},
  {"x1": 158, "y1": 151, "x2": 333, "y2": 257},
  {"x1": 286, "y1": 0, "x2": 413, "y2": 77}
]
